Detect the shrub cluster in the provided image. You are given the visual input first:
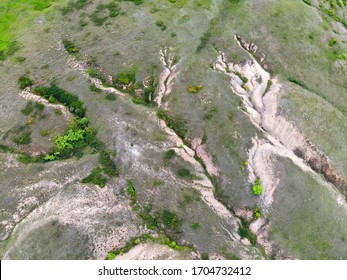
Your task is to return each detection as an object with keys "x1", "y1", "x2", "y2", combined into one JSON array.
[
  {"x1": 162, "y1": 210, "x2": 181, "y2": 232},
  {"x1": 61, "y1": 0, "x2": 89, "y2": 15},
  {"x1": 81, "y1": 167, "x2": 107, "y2": 187},
  {"x1": 187, "y1": 85, "x2": 203, "y2": 93},
  {"x1": 157, "y1": 109, "x2": 187, "y2": 140},
  {"x1": 62, "y1": 40, "x2": 79, "y2": 54},
  {"x1": 33, "y1": 85, "x2": 86, "y2": 117},
  {"x1": 18, "y1": 75, "x2": 33, "y2": 90}
]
